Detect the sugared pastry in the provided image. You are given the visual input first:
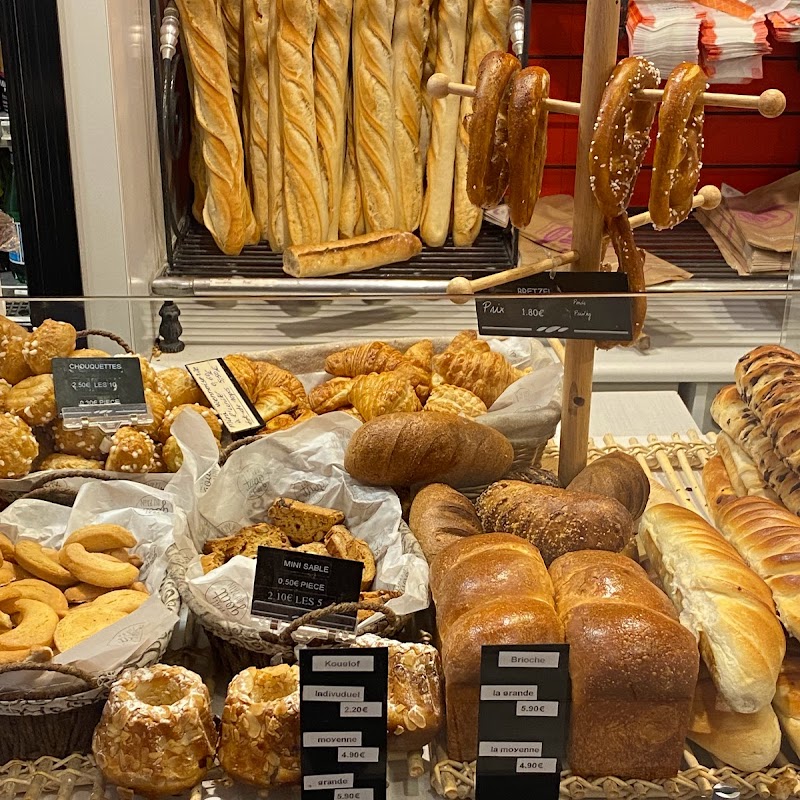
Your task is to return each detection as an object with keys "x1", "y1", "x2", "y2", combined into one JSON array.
[
  {"x1": 4, "y1": 374, "x2": 57, "y2": 426},
  {"x1": 0, "y1": 413, "x2": 38, "y2": 477},
  {"x1": 162, "y1": 436, "x2": 183, "y2": 472},
  {"x1": 0, "y1": 334, "x2": 31, "y2": 385},
  {"x1": 93, "y1": 665, "x2": 218, "y2": 796},
  {"x1": 22, "y1": 319, "x2": 77, "y2": 374},
  {"x1": 151, "y1": 445, "x2": 167, "y2": 473},
  {"x1": 39, "y1": 453, "x2": 104, "y2": 471},
  {"x1": 0, "y1": 379, "x2": 11, "y2": 405},
  {"x1": 219, "y1": 665, "x2": 301, "y2": 788},
  {"x1": 52, "y1": 419, "x2": 107, "y2": 460},
  {"x1": 139, "y1": 388, "x2": 168, "y2": 439},
  {"x1": 105, "y1": 427, "x2": 155, "y2": 473},
  {"x1": 70, "y1": 348, "x2": 111, "y2": 358},
  {"x1": 224, "y1": 354, "x2": 258, "y2": 400},
  {"x1": 158, "y1": 403, "x2": 222, "y2": 443},
  {"x1": 156, "y1": 367, "x2": 207, "y2": 408},
  {"x1": 131, "y1": 355, "x2": 158, "y2": 392}
]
